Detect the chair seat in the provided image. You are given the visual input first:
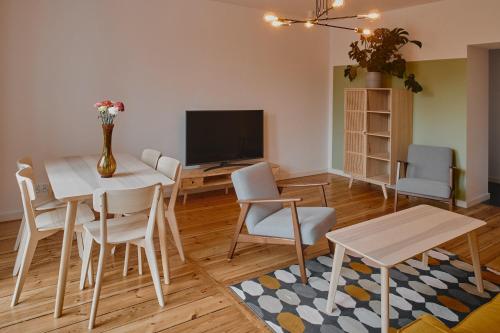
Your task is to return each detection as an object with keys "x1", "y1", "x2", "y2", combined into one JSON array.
[
  {"x1": 35, "y1": 198, "x2": 66, "y2": 211},
  {"x1": 396, "y1": 177, "x2": 451, "y2": 199},
  {"x1": 35, "y1": 203, "x2": 95, "y2": 231},
  {"x1": 252, "y1": 207, "x2": 336, "y2": 245},
  {"x1": 83, "y1": 214, "x2": 149, "y2": 244}
]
